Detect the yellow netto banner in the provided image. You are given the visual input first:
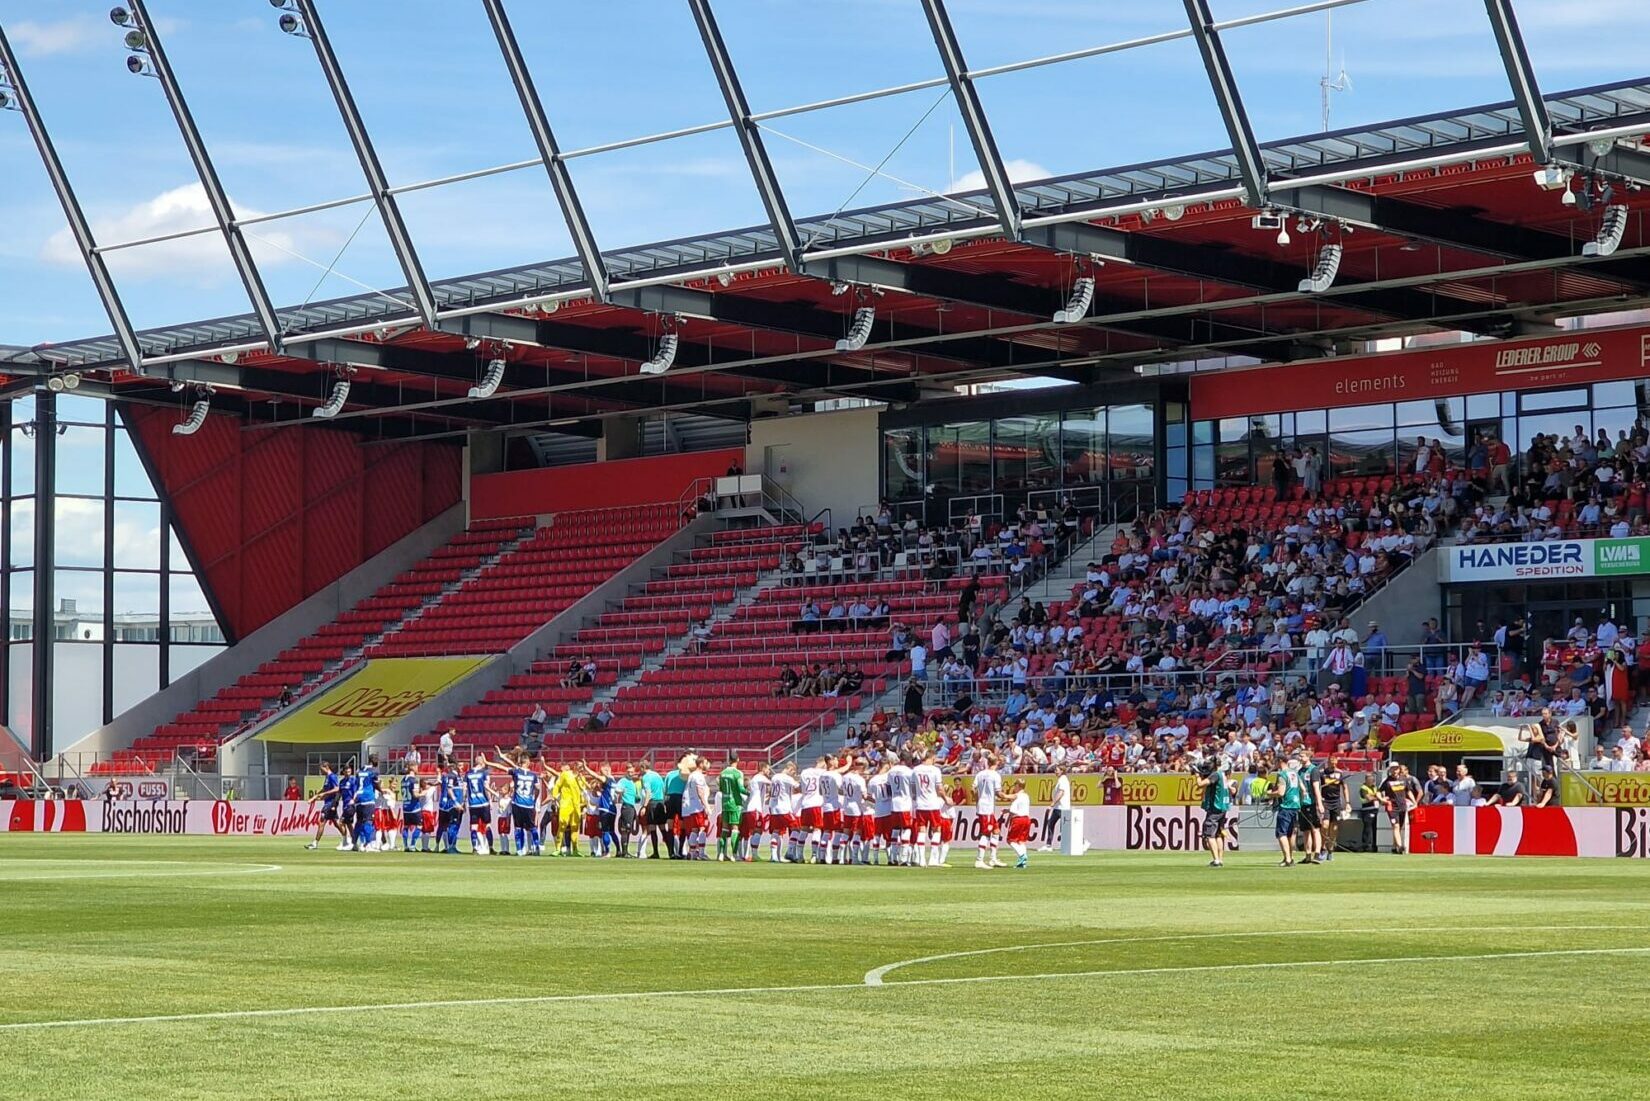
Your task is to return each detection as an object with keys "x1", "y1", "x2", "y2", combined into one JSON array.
[
  {"x1": 258, "y1": 657, "x2": 493, "y2": 745},
  {"x1": 941, "y1": 772, "x2": 1201, "y2": 806},
  {"x1": 1560, "y1": 772, "x2": 1650, "y2": 807}
]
